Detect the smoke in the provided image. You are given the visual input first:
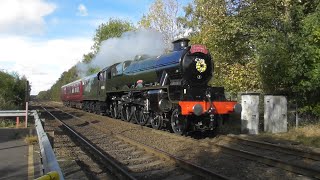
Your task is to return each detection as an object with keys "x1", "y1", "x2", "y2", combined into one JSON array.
[{"x1": 76, "y1": 29, "x2": 166, "y2": 78}]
